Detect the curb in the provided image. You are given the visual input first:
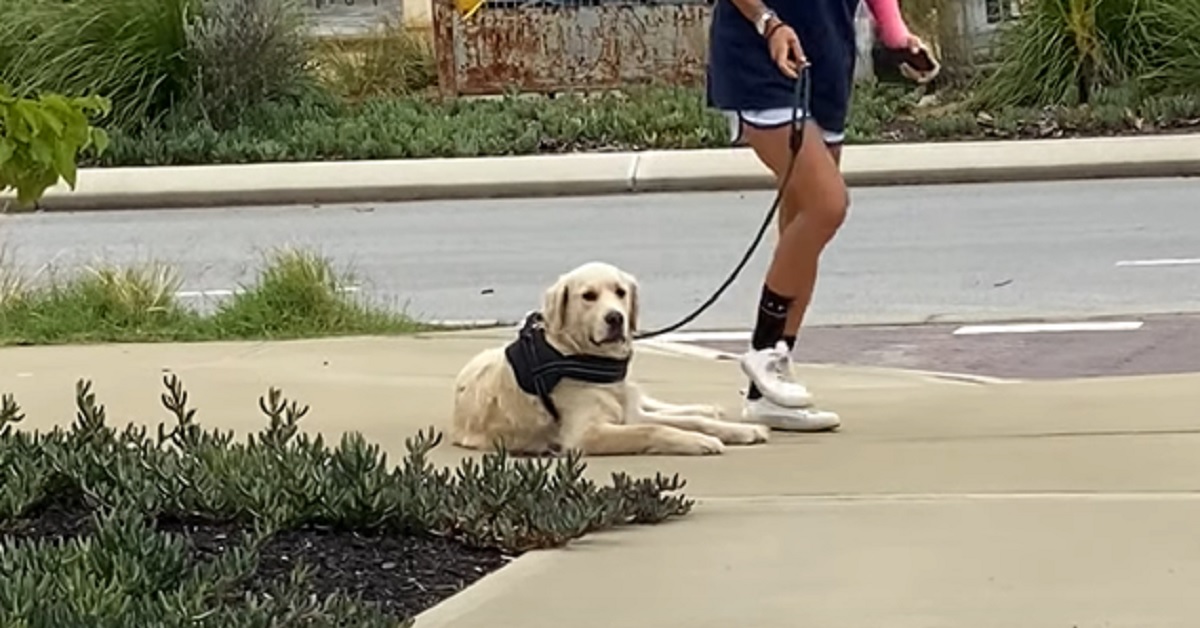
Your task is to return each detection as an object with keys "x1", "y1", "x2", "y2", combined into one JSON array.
[{"x1": 8, "y1": 134, "x2": 1200, "y2": 211}]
